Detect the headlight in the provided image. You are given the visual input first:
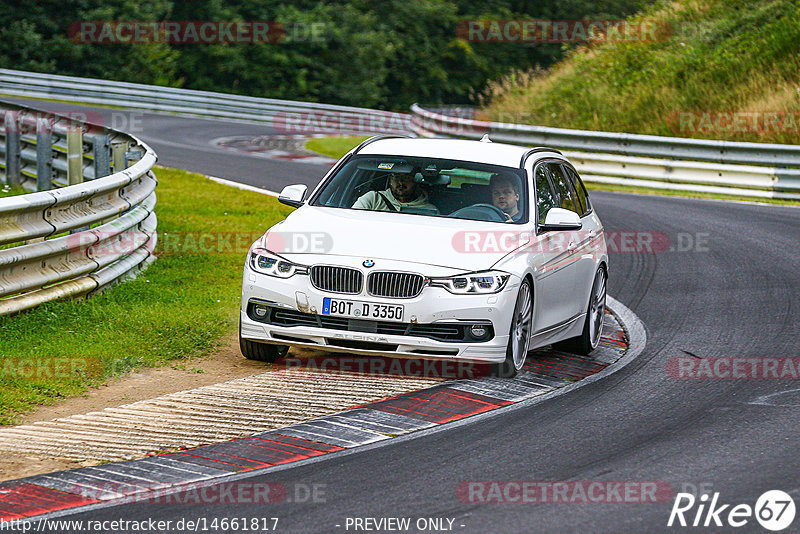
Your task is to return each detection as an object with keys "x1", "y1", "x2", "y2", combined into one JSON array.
[
  {"x1": 429, "y1": 271, "x2": 511, "y2": 294},
  {"x1": 249, "y1": 248, "x2": 307, "y2": 278}
]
